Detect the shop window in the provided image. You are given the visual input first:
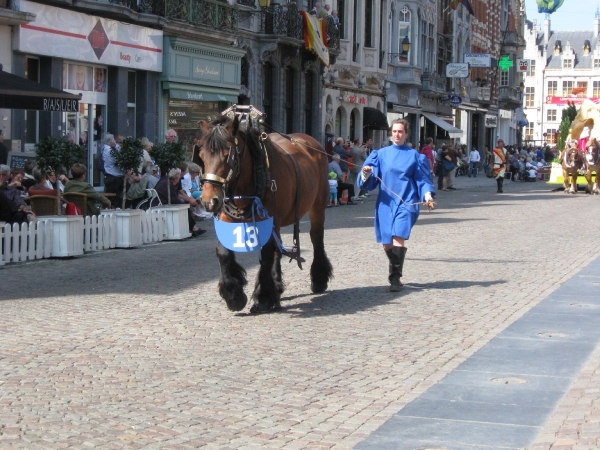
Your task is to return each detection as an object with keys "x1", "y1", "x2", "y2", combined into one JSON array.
[
  {"x1": 24, "y1": 57, "x2": 40, "y2": 148},
  {"x1": 285, "y1": 67, "x2": 295, "y2": 134},
  {"x1": 547, "y1": 80, "x2": 557, "y2": 96},
  {"x1": 546, "y1": 109, "x2": 556, "y2": 122},
  {"x1": 127, "y1": 71, "x2": 136, "y2": 138},
  {"x1": 304, "y1": 71, "x2": 314, "y2": 136}
]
